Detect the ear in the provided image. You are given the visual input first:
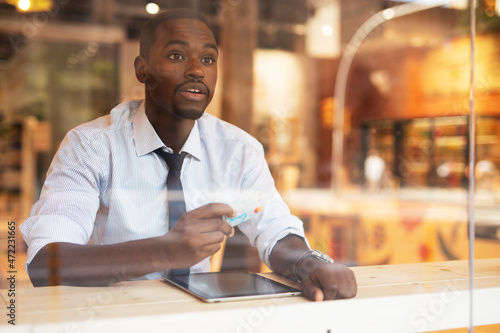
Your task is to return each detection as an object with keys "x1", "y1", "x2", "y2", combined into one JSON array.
[{"x1": 134, "y1": 56, "x2": 148, "y2": 83}]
